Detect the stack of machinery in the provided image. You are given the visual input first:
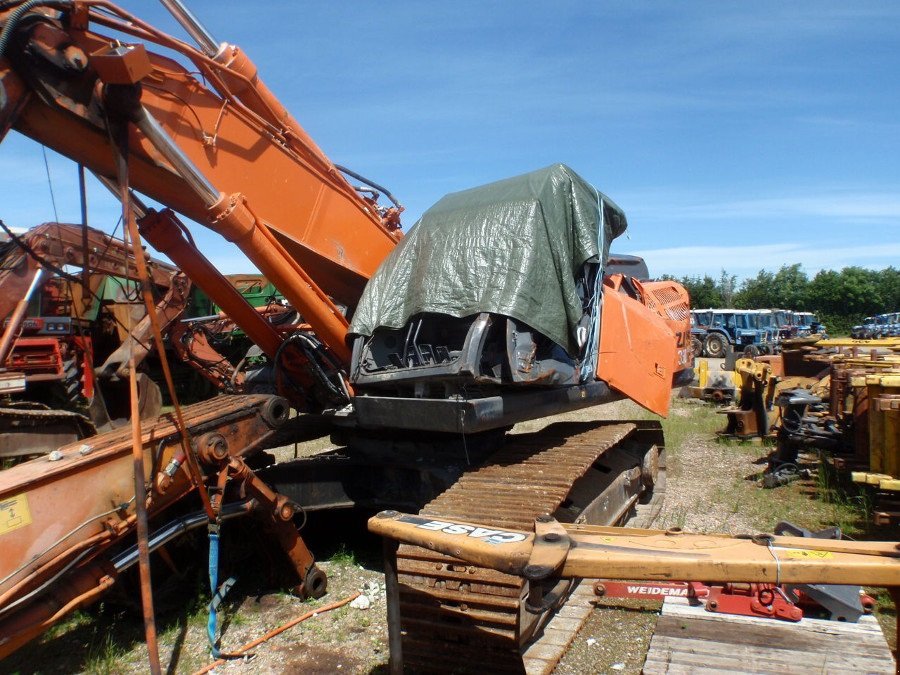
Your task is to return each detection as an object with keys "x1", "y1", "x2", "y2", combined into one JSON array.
[{"x1": 771, "y1": 337, "x2": 900, "y2": 522}]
